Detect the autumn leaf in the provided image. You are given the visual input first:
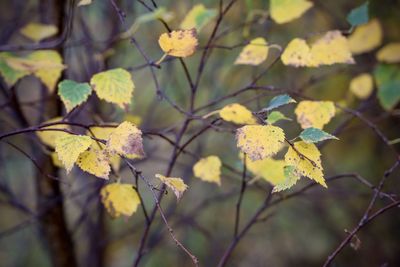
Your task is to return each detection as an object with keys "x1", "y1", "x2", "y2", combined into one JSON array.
[
  {"x1": 100, "y1": 183, "x2": 140, "y2": 218},
  {"x1": 266, "y1": 111, "x2": 292, "y2": 125},
  {"x1": 180, "y1": 4, "x2": 216, "y2": 32},
  {"x1": 193, "y1": 156, "x2": 222, "y2": 185},
  {"x1": 270, "y1": 0, "x2": 313, "y2": 24},
  {"x1": 58, "y1": 80, "x2": 92, "y2": 112},
  {"x1": 234, "y1": 38, "x2": 269, "y2": 66},
  {"x1": 158, "y1": 29, "x2": 198, "y2": 57},
  {"x1": 349, "y1": 73, "x2": 374, "y2": 99},
  {"x1": 77, "y1": 0, "x2": 92, "y2": 6},
  {"x1": 299, "y1": 128, "x2": 338, "y2": 143},
  {"x1": 272, "y1": 166, "x2": 301, "y2": 192},
  {"x1": 55, "y1": 134, "x2": 92, "y2": 172},
  {"x1": 282, "y1": 31, "x2": 354, "y2": 67},
  {"x1": 37, "y1": 117, "x2": 70, "y2": 148},
  {"x1": 156, "y1": 174, "x2": 188, "y2": 200},
  {"x1": 236, "y1": 125, "x2": 285, "y2": 161},
  {"x1": 51, "y1": 152, "x2": 64, "y2": 168},
  {"x1": 295, "y1": 101, "x2": 335, "y2": 129},
  {"x1": 376, "y1": 43, "x2": 400, "y2": 63},
  {"x1": 20, "y1": 23, "x2": 58, "y2": 42},
  {"x1": 244, "y1": 156, "x2": 287, "y2": 185},
  {"x1": 219, "y1": 103, "x2": 257, "y2": 125},
  {"x1": 347, "y1": 19, "x2": 382, "y2": 55},
  {"x1": 77, "y1": 148, "x2": 111, "y2": 179},
  {"x1": 0, "y1": 52, "x2": 29, "y2": 87},
  {"x1": 90, "y1": 68, "x2": 135, "y2": 108},
  {"x1": 285, "y1": 141, "x2": 327, "y2": 187},
  {"x1": 106, "y1": 121, "x2": 145, "y2": 158}
]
